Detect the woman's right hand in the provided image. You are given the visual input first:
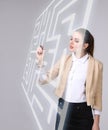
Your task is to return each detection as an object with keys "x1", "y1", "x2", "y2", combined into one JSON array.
[
  {"x1": 36, "y1": 46, "x2": 44, "y2": 59},
  {"x1": 36, "y1": 45, "x2": 45, "y2": 67}
]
